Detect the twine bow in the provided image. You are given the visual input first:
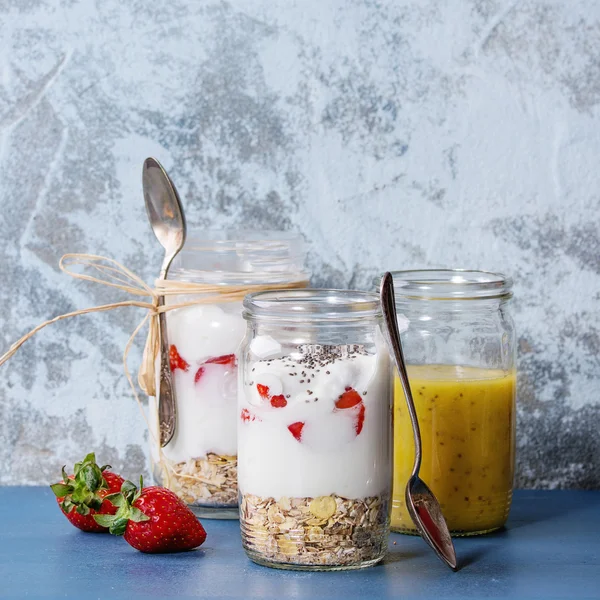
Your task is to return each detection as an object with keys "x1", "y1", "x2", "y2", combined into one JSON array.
[{"x1": 0, "y1": 253, "x2": 307, "y2": 403}]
